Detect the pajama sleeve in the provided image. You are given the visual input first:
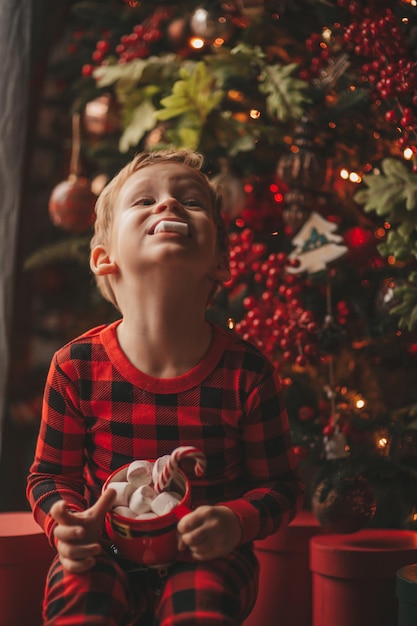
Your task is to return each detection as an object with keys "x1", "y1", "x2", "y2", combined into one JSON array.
[
  {"x1": 27, "y1": 354, "x2": 88, "y2": 544},
  {"x1": 220, "y1": 369, "x2": 304, "y2": 545}
]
